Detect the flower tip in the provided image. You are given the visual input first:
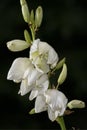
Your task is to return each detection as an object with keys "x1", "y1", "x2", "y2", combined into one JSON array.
[
  {"x1": 7, "y1": 41, "x2": 12, "y2": 51},
  {"x1": 20, "y1": 0, "x2": 26, "y2": 6},
  {"x1": 67, "y1": 100, "x2": 85, "y2": 109},
  {"x1": 7, "y1": 73, "x2": 11, "y2": 80},
  {"x1": 29, "y1": 108, "x2": 35, "y2": 114}
]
